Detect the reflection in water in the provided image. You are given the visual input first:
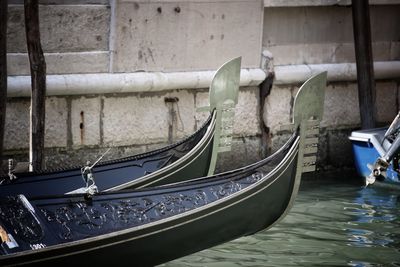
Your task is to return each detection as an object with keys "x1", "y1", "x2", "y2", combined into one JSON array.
[{"x1": 161, "y1": 178, "x2": 400, "y2": 267}]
